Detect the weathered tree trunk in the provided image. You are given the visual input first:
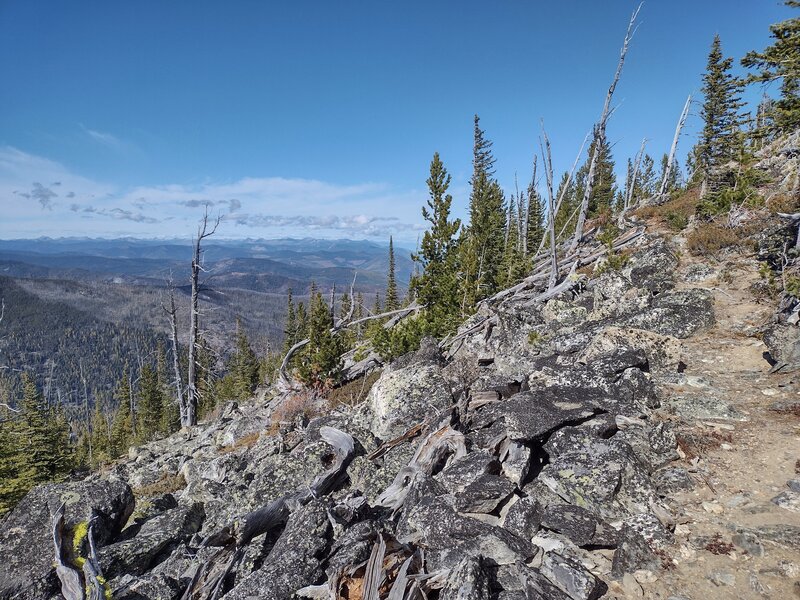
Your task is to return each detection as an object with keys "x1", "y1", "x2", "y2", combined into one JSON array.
[
  {"x1": 659, "y1": 93, "x2": 692, "y2": 197},
  {"x1": 163, "y1": 278, "x2": 185, "y2": 423},
  {"x1": 186, "y1": 207, "x2": 219, "y2": 427},
  {"x1": 572, "y1": 3, "x2": 641, "y2": 248},
  {"x1": 540, "y1": 125, "x2": 559, "y2": 290}
]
